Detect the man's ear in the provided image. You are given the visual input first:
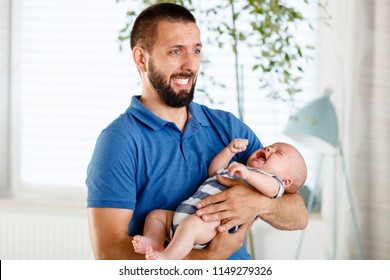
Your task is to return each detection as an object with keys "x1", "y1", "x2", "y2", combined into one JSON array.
[{"x1": 132, "y1": 46, "x2": 147, "y2": 72}]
